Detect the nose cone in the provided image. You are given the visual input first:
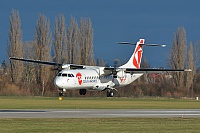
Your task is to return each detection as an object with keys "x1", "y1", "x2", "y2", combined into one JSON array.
[{"x1": 54, "y1": 77, "x2": 64, "y2": 88}]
